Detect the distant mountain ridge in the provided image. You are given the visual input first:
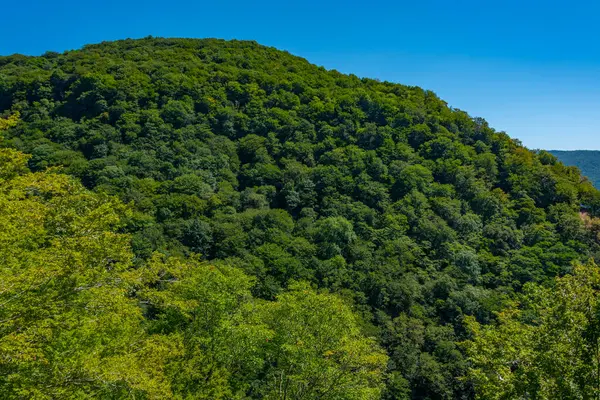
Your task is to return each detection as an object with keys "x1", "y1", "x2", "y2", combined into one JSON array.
[{"x1": 549, "y1": 150, "x2": 600, "y2": 188}]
